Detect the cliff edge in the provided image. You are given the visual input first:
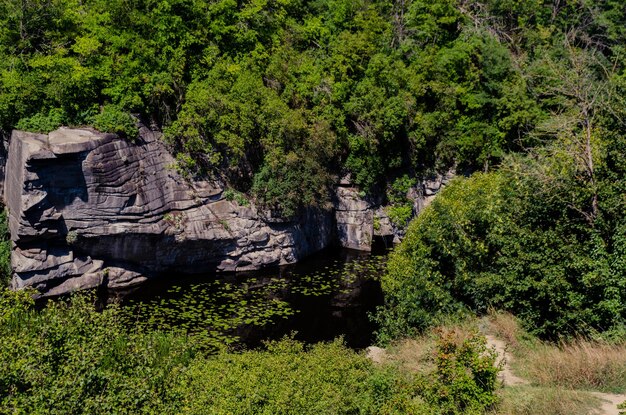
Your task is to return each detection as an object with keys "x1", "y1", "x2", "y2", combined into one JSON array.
[{"x1": 4, "y1": 126, "x2": 333, "y2": 296}]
